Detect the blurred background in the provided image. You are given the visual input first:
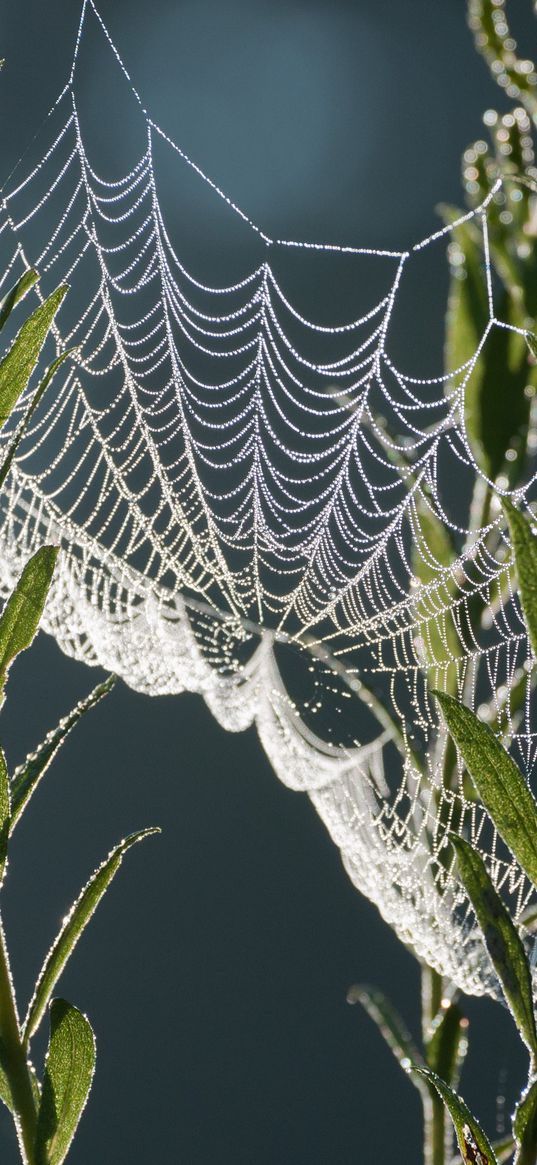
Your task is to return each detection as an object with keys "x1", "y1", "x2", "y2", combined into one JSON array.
[{"x1": 0, "y1": 1, "x2": 535, "y2": 1162}]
